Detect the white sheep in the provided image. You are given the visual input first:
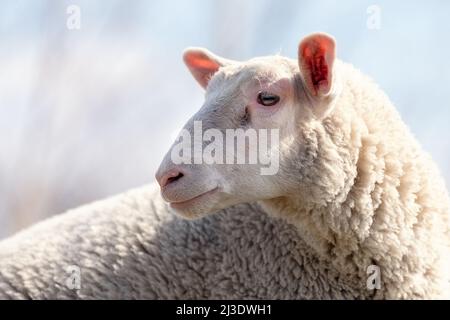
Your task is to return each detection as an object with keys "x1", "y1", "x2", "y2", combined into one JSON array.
[
  {"x1": 0, "y1": 33, "x2": 449, "y2": 299},
  {"x1": 0, "y1": 185, "x2": 359, "y2": 299}
]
